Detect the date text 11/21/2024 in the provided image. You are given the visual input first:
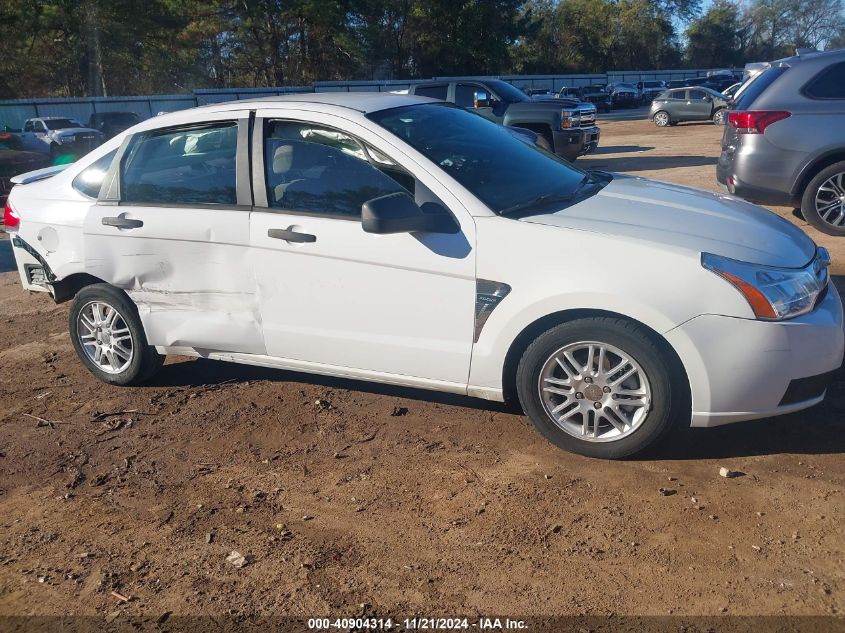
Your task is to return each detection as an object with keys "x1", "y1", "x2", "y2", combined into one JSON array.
[{"x1": 307, "y1": 617, "x2": 528, "y2": 630}]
